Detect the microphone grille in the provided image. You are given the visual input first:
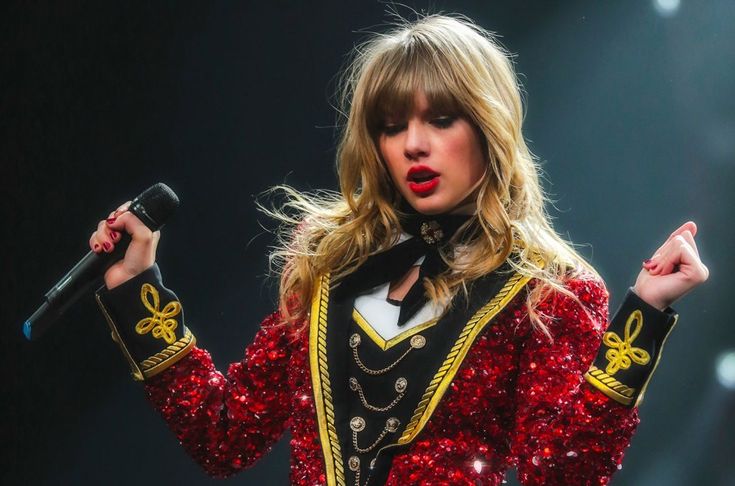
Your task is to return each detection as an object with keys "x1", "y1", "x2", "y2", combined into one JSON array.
[{"x1": 129, "y1": 182, "x2": 180, "y2": 231}]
